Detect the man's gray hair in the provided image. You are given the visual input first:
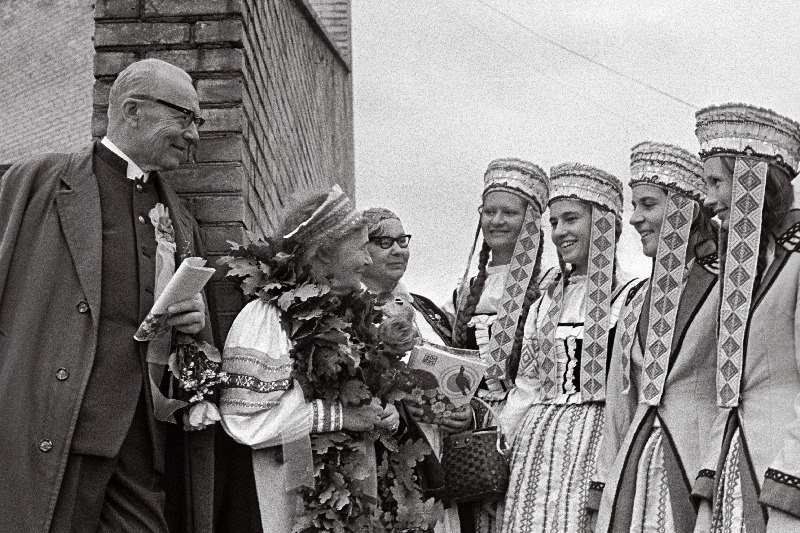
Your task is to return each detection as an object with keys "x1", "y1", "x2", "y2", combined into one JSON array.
[{"x1": 107, "y1": 59, "x2": 194, "y2": 123}]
